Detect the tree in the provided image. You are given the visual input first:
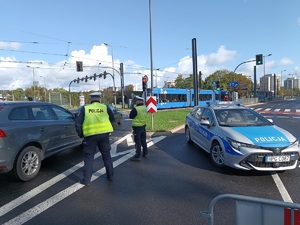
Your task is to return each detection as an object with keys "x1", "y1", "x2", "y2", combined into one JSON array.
[
  {"x1": 174, "y1": 74, "x2": 198, "y2": 89},
  {"x1": 124, "y1": 85, "x2": 134, "y2": 104},
  {"x1": 202, "y1": 69, "x2": 230, "y2": 90},
  {"x1": 101, "y1": 89, "x2": 114, "y2": 104},
  {"x1": 174, "y1": 75, "x2": 185, "y2": 88}
]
